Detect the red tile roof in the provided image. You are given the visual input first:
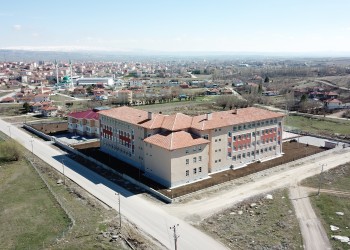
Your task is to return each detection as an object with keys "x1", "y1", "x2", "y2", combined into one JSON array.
[
  {"x1": 324, "y1": 98, "x2": 342, "y2": 103},
  {"x1": 99, "y1": 106, "x2": 284, "y2": 132},
  {"x1": 144, "y1": 131, "x2": 209, "y2": 150},
  {"x1": 67, "y1": 110, "x2": 99, "y2": 120},
  {"x1": 99, "y1": 106, "x2": 165, "y2": 129},
  {"x1": 161, "y1": 113, "x2": 192, "y2": 131},
  {"x1": 191, "y1": 107, "x2": 284, "y2": 131}
]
